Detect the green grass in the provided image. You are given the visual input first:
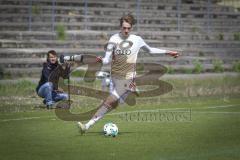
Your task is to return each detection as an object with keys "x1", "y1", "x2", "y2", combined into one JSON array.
[
  {"x1": 0, "y1": 74, "x2": 240, "y2": 160},
  {"x1": 0, "y1": 80, "x2": 36, "y2": 96},
  {"x1": 0, "y1": 74, "x2": 239, "y2": 109},
  {"x1": 0, "y1": 97, "x2": 240, "y2": 160}
]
